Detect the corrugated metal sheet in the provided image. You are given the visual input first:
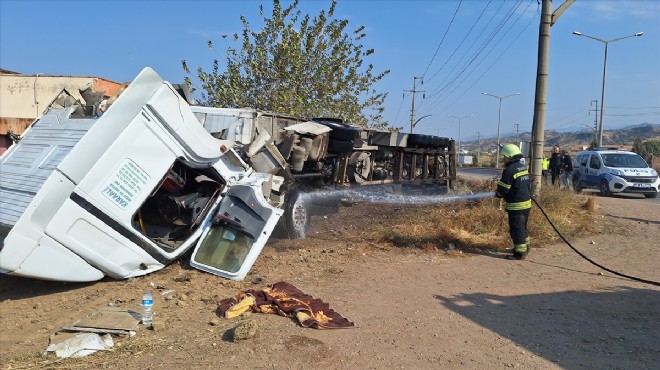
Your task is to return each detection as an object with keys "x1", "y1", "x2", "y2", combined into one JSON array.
[{"x1": 0, "y1": 108, "x2": 96, "y2": 230}]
